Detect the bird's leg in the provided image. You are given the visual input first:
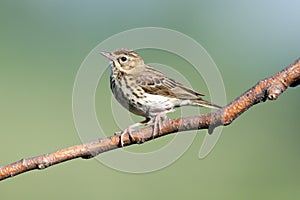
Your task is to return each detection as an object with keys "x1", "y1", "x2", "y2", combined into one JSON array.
[
  {"x1": 115, "y1": 117, "x2": 151, "y2": 147},
  {"x1": 152, "y1": 109, "x2": 174, "y2": 138}
]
